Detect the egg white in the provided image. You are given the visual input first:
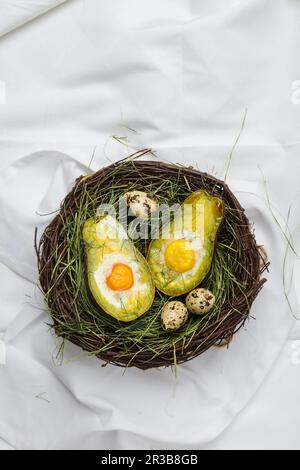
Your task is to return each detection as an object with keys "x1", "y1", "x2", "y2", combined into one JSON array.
[
  {"x1": 92, "y1": 253, "x2": 148, "y2": 310},
  {"x1": 161, "y1": 229, "x2": 206, "y2": 279}
]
